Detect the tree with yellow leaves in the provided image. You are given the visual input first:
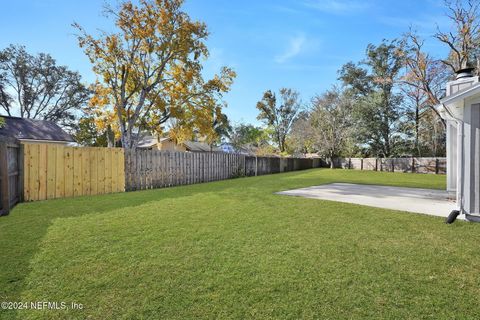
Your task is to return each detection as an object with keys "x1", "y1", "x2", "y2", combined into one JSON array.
[{"x1": 74, "y1": 0, "x2": 235, "y2": 148}]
